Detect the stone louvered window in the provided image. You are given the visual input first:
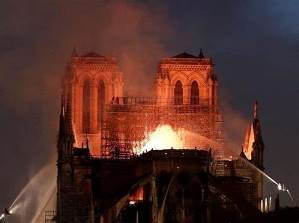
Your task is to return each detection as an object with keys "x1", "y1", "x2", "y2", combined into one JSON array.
[
  {"x1": 97, "y1": 80, "x2": 105, "y2": 130},
  {"x1": 174, "y1": 80, "x2": 183, "y2": 105},
  {"x1": 190, "y1": 81, "x2": 199, "y2": 105},
  {"x1": 82, "y1": 79, "x2": 91, "y2": 133}
]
